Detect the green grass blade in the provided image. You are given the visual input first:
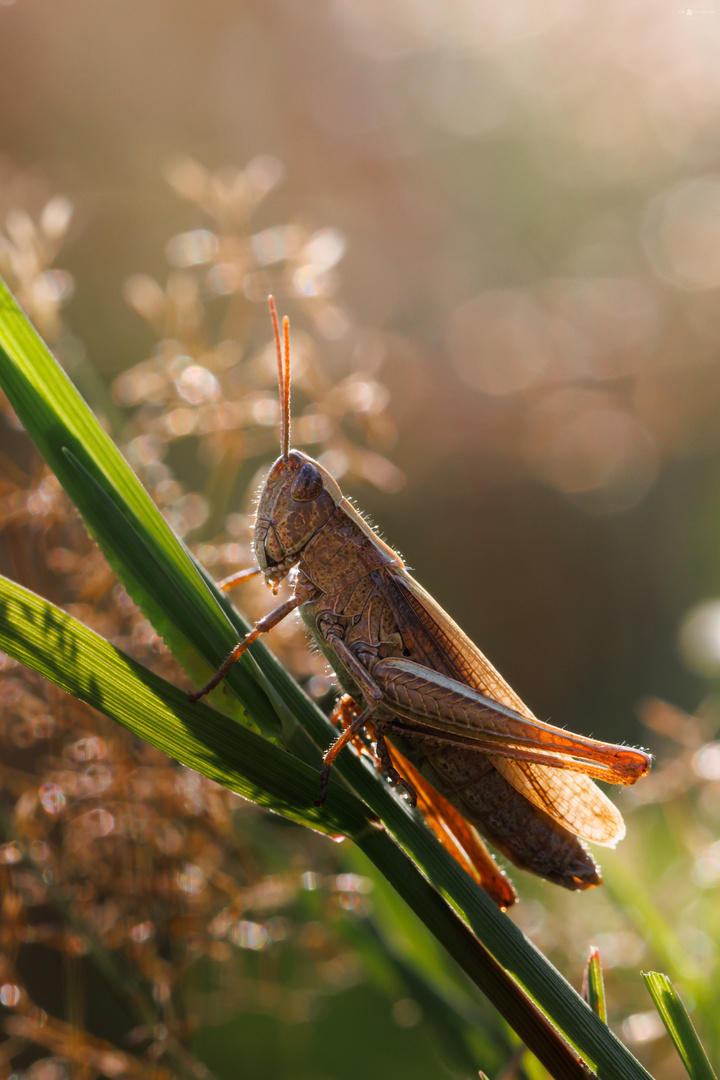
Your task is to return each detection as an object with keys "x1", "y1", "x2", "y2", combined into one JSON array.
[
  {"x1": 0, "y1": 277, "x2": 276, "y2": 723},
  {"x1": 0, "y1": 277, "x2": 657, "y2": 1078},
  {"x1": 642, "y1": 973, "x2": 717, "y2": 1080},
  {"x1": 582, "y1": 948, "x2": 607, "y2": 1024},
  {"x1": 0, "y1": 573, "x2": 371, "y2": 839}
]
